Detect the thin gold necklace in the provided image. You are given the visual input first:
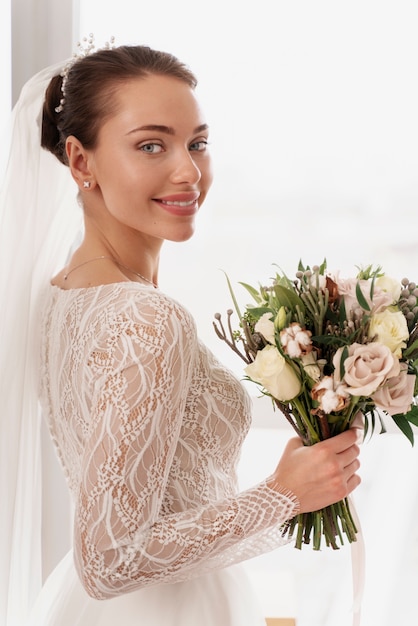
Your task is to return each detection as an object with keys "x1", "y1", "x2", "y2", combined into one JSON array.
[{"x1": 63, "y1": 255, "x2": 158, "y2": 288}]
